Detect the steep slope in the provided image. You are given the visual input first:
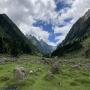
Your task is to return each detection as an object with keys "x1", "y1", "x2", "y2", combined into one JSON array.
[
  {"x1": 0, "y1": 14, "x2": 38, "y2": 55},
  {"x1": 52, "y1": 9, "x2": 90, "y2": 57},
  {"x1": 26, "y1": 35, "x2": 56, "y2": 55}
]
